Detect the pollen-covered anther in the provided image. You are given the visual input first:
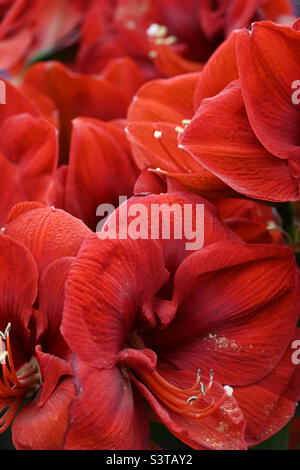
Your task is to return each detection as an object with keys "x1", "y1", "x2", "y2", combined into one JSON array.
[
  {"x1": 146, "y1": 23, "x2": 168, "y2": 38},
  {"x1": 153, "y1": 130, "x2": 162, "y2": 139},
  {"x1": 224, "y1": 385, "x2": 234, "y2": 397},
  {"x1": 148, "y1": 50, "x2": 158, "y2": 59}
]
